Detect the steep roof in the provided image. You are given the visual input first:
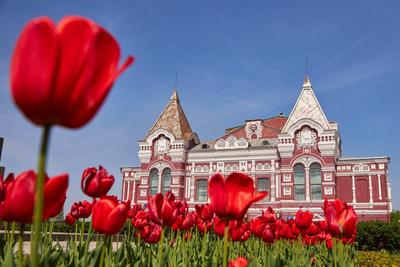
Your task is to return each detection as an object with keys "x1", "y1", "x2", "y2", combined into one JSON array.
[
  {"x1": 145, "y1": 90, "x2": 194, "y2": 141},
  {"x1": 282, "y1": 76, "x2": 330, "y2": 132}
]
